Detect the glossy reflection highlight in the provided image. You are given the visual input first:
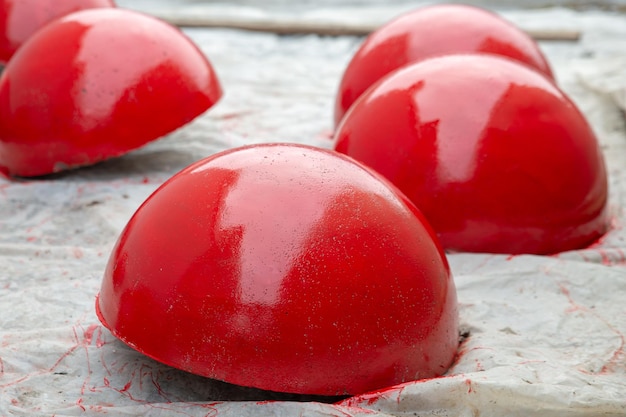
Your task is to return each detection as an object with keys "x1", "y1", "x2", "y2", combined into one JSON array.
[
  {"x1": 96, "y1": 143, "x2": 459, "y2": 396},
  {"x1": 334, "y1": 55, "x2": 608, "y2": 255},
  {"x1": 0, "y1": 8, "x2": 222, "y2": 177}
]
